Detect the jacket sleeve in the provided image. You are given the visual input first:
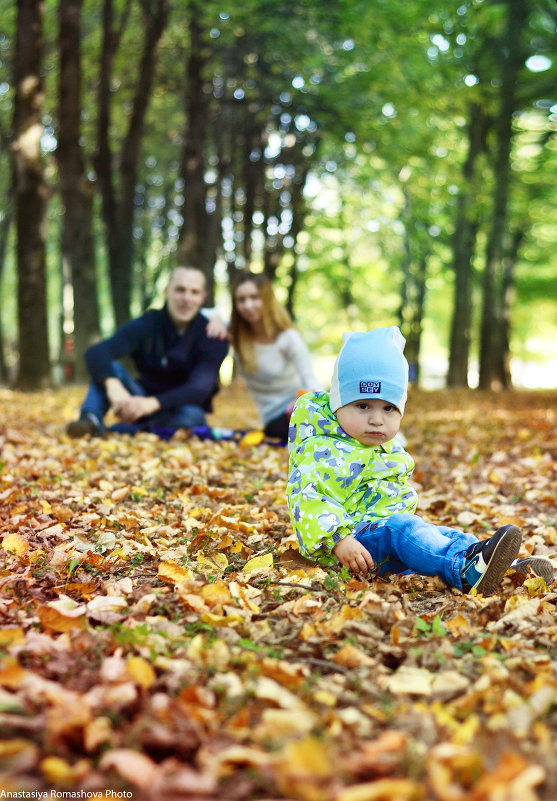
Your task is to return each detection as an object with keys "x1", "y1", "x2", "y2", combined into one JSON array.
[
  {"x1": 154, "y1": 335, "x2": 229, "y2": 410},
  {"x1": 85, "y1": 316, "x2": 151, "y2": 384},
  {"x1": 287, "y1": 436, "x2": 356, "y2": 564},
  {"x1": 283, "y1": 329, "x2": 323, "y2": 391}
]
